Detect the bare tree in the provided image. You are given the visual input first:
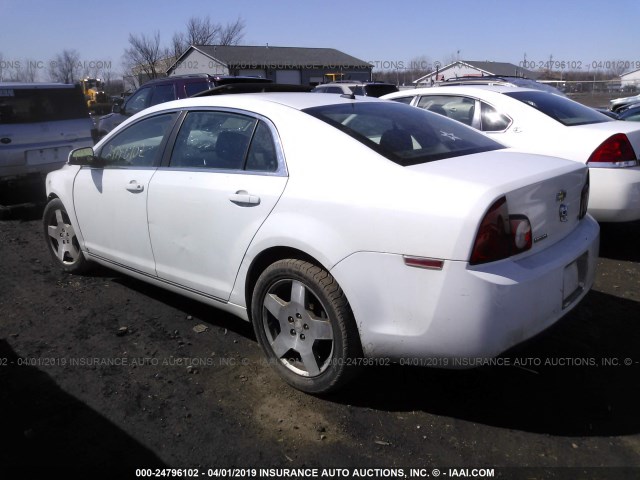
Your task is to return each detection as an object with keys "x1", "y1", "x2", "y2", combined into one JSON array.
[
  {"x1": 169, "y1": 31, "x2": 188, "y2": 60},
  {"x1": 124, "y1": 16, "x2": 246, "y2": 80},
  {"x1": 218, "y1": 17, "x2": 245, "y2": 46},
  {"x1": 49, "y1": 49, "x2": 81, "y2": 83},
  {"x1": 168, "y1": 16, "x2": 226, "y2": 60},
  {"x1": 608, "y1": 60, "x2": 631, "y2": 78},
  {"x1": 186, "y1": 16, "x2": 220, "y2": 45},
  {"x1": 124, "y1": 31, "x2": 163, "y2": 81},
  {"x1": 16, "y1": 58, "x2": 39, "y2": 82}
]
